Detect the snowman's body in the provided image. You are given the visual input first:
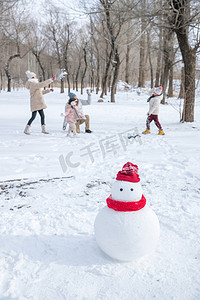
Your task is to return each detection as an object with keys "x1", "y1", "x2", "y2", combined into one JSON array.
[{"x1": 94, "y1": 169, "x2": 160, "y2": 261}]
